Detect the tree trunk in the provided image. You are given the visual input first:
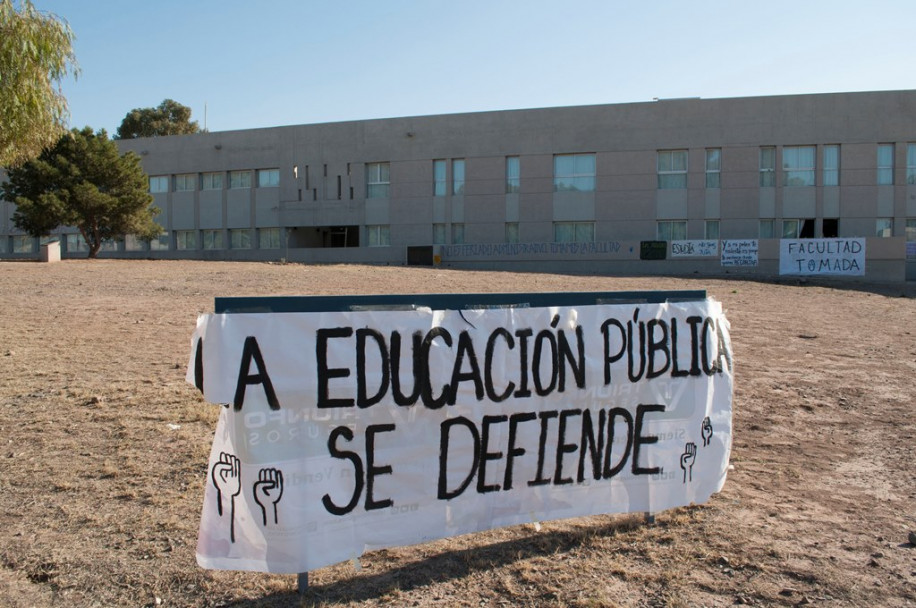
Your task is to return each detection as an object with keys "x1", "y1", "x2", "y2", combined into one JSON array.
[{"x1": 83, "y1": 225, "x2": 100, "y2": 259}]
